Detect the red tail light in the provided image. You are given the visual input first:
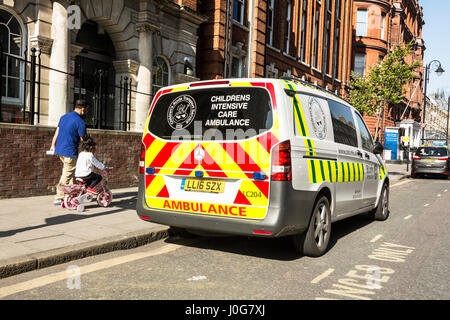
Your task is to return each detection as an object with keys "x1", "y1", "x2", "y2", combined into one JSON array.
[
  {"x1": 438, "y1": 157, "x2": 449, "y2": 161},
  {"x1": 271, "y1": 140, "x2": 292, "y2": 181},
  {"x1": 412, "y1": 156, "x2": 421, "y2": 160},
  {"x1": 139, "y1": 142, "x2": 146, "y2": 174}
]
